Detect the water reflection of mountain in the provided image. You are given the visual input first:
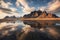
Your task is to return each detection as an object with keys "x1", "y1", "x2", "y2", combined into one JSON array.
[
  {"x1": 23, "y1": 21, "x2": 60, "y2": 29},
  {"x1": 19, "y1": 21, "x2": 60, "y2": 40},
  {"x1": 0, "y1": 21, "x2": 60, "y2": 40},
  {"x1": 24, "y1": 21, "x2": 60, "y2": 32}
]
